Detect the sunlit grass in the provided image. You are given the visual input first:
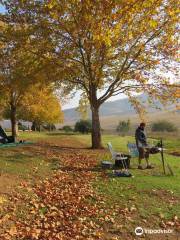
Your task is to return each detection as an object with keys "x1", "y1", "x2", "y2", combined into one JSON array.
[{"x1": 1, "y1": 131, "x2": 179, "y2": 225}]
